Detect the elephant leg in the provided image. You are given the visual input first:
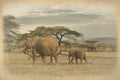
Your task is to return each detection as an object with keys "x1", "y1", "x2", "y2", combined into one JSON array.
[
  {"x1": 75, "y1": 58, "x2": 78, "y2": 64},
  {"x1": 84, "y1": 59, "x2": 88, "y2": 64},
  {"x1": 54, "y1": 55, "x2": 58, "y2": 64},
  {"x1": 68, "y1": 56, "x2": 71, "y2": 64},
  {"x1": 41, "y1": 56, "x2": 46, "y2": 64},
  {"x1": 32, "y1": 52, "x2": 36, "y2": 65},
  {"x1": 50, "y1": 55, "x2": 53, "y2": 64},
  {"x1": 33, "y1": 55, "x2": 36, "y2": 65},
  {"x1": 84, "y1": 56, "x2": 88, "y2": 64},
  {"x1": 32, "y1": 48, "x2": 36, "y2": 65},
  {"x1": 80, "y1": 58, "x2": 83, "y2": 64},
  {"x1": 70, "y1": 56, "x2": 74, "y2": 64}
]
